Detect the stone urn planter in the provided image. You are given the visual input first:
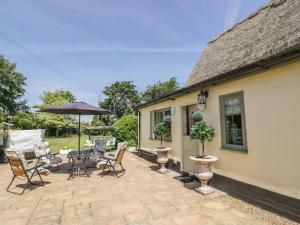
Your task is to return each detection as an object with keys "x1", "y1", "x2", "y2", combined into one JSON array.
[
  {"x1": 154, "y1": 147, "x2": 172, "y2": 173},
  {"x1": 190, "y1": 155, "x2": 218, "y2": 195},
  {"x1": 153, "y1": 115, "x2": 172, "y2": 174}
]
